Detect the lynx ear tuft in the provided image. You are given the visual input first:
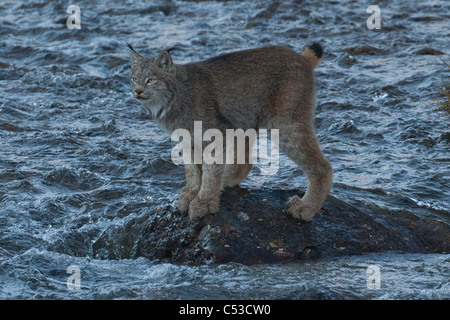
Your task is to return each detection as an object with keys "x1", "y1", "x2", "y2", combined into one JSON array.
[
  {"x1": 127, "y1": 43, "x2": 143, "y2": 65},
  {"x1": 155, "y1": 51, "x2": 173, "y2": 71}
]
